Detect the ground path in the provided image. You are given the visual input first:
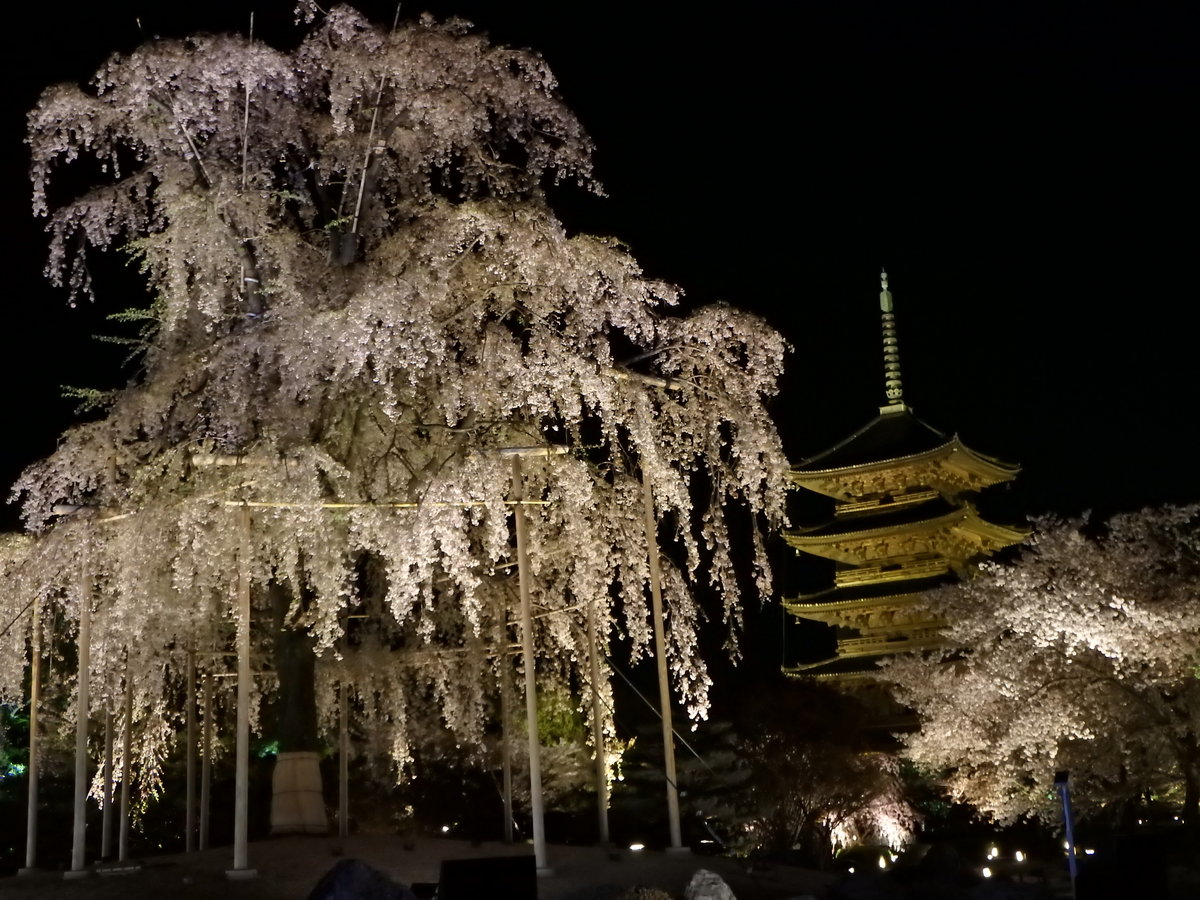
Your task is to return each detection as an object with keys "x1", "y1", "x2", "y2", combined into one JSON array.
[{"x1": 3, "y1": 834, "x2": 835, "y2": 899}]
